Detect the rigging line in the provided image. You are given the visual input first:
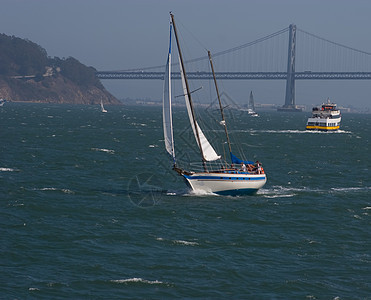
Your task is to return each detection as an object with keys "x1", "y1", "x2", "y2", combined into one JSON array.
[
  {"x1": 297, "y1": 28, "x2": 371, "y2": 56},
  {"x1": 175, "y1": 16, "x2": 209, "y2": 52},
  {"x1": 174, "y1": 86, "x2": 203, "y2": 98}
]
